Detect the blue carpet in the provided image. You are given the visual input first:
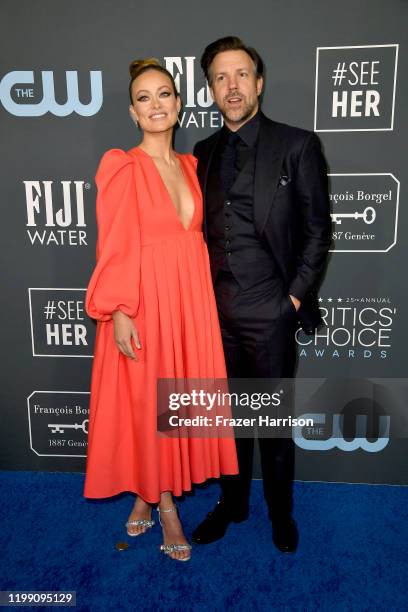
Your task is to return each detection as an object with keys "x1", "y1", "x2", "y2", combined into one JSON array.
[{"x1": 0, "y1": 471, "x2": 407, "y2": 611}]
